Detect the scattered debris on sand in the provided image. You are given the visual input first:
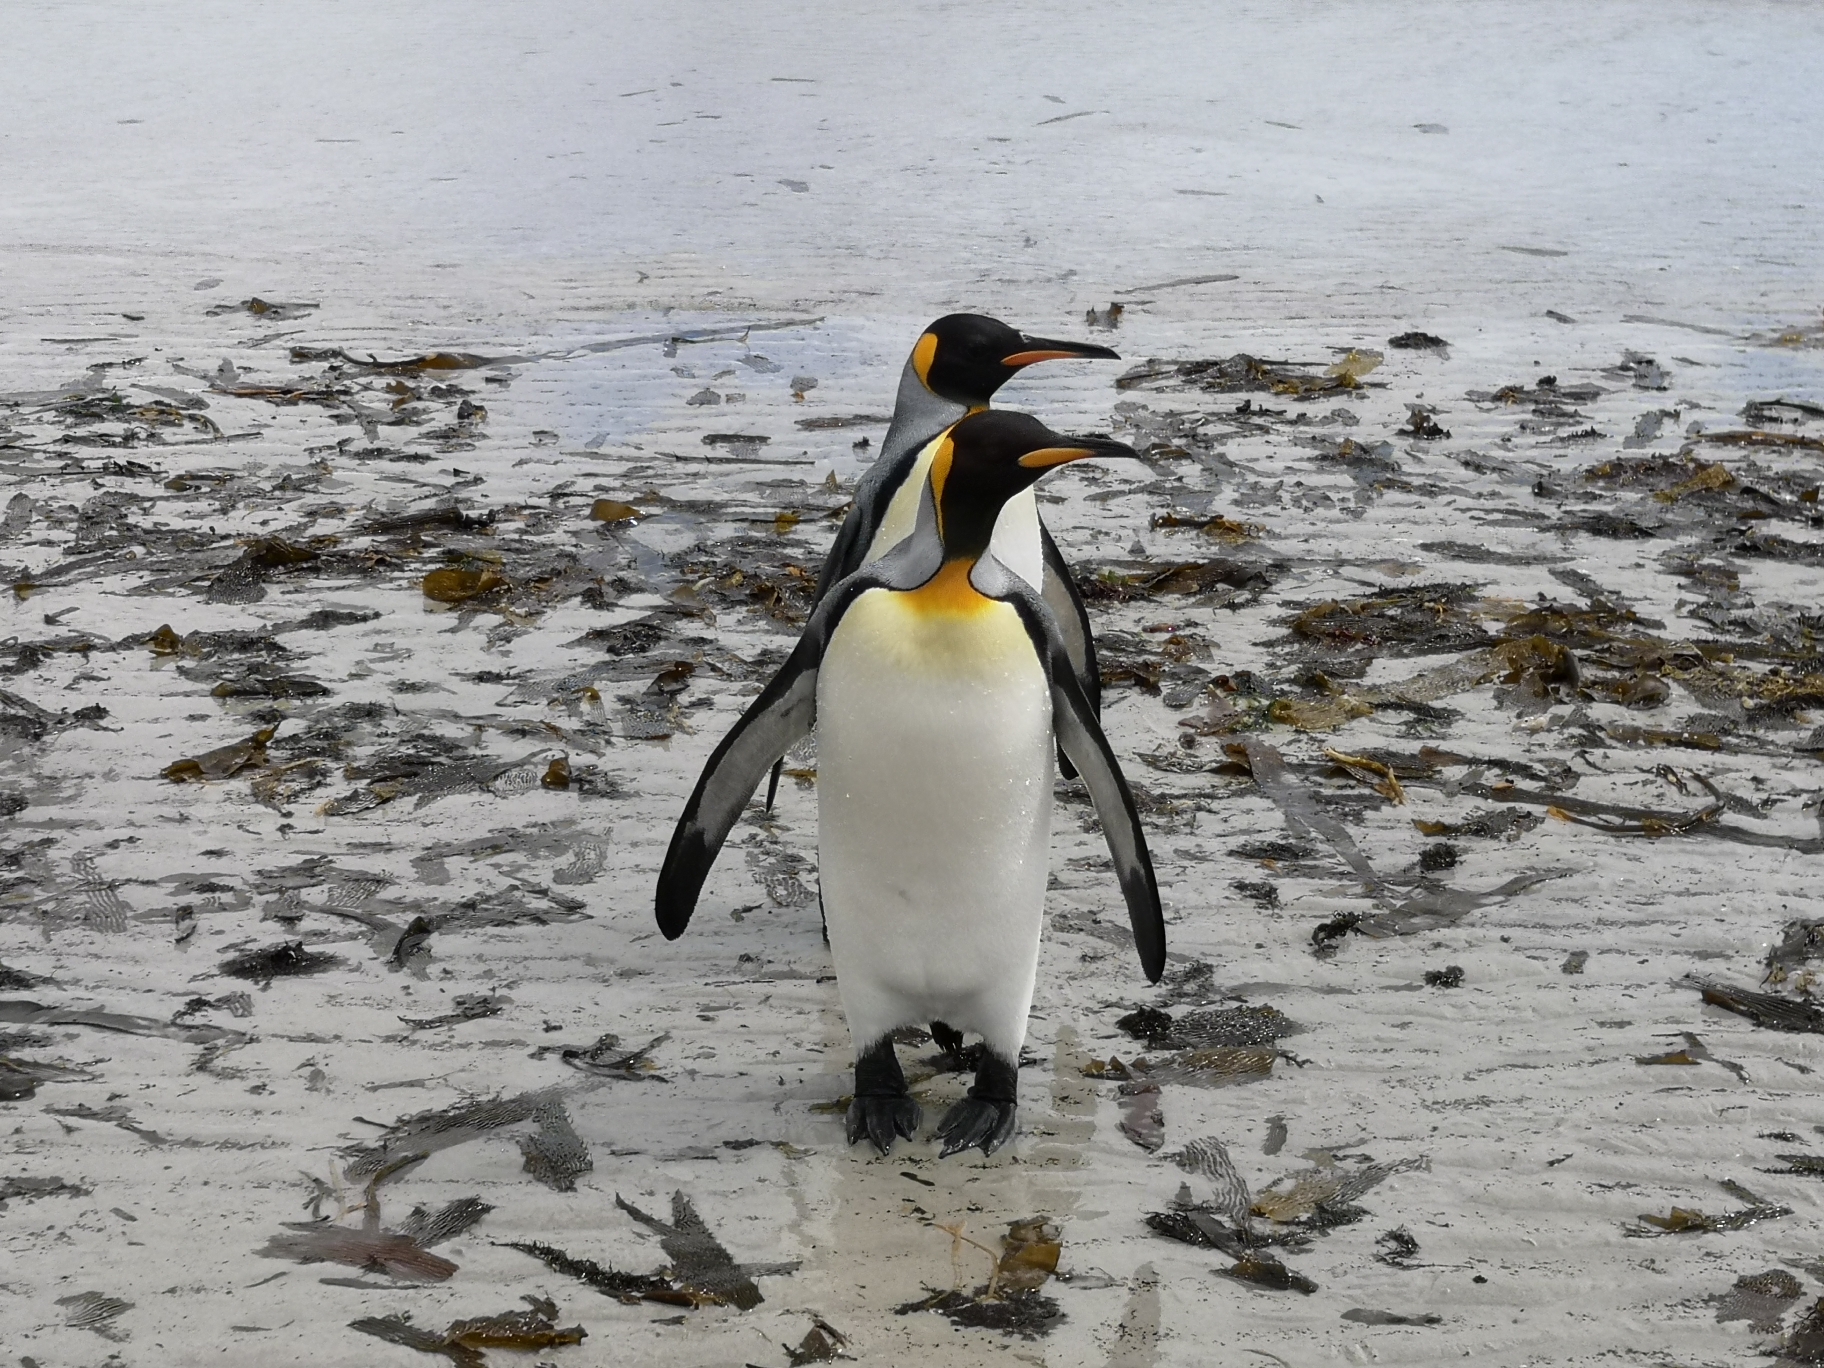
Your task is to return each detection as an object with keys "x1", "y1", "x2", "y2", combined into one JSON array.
[
  {"x1": 259, "y1": 1223, "x2": 461, "y2": 1281},
  {"x1": 496, "y1": 1240, "x2": 679, "y2": 1304},
  {"x1": 4, "y1": 291, "x2": 1820, "y2": 1366},
  {"x1": 782, "y1": 1316, "x2": 853, "y2": 1364},
  {"x1": 503, "y1": 1191, "x2": 795, "y2": 1310},
  {"x1": 1627, "y1": 1179, "x2": 1793, "y2": 1236},
  {"x1": 350, "y1": 1296, "x2": 585, "y2": 1365},
  {"x1": 57, "y1": 1290, "x2": 134, "y2": 1341},
  {"x1": 1714, "y1": 1270, "x2": 1803, "y2": 1334},
  {"x1": 896, "y1": 1216, "x2": 1067, "y2": 1339},
  {"x1": 218, "y1": 939, "x2": 343, "y2": 982},
  {"x1": 1342, "y1": 1306, "x2": 1442, "y2": 1325},
  {"x1": 1219, "y1": 1250, "x2": 1318, "y2": 1295}
]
